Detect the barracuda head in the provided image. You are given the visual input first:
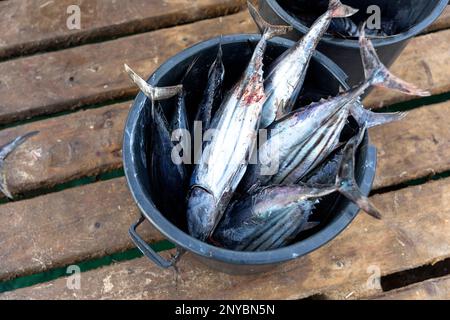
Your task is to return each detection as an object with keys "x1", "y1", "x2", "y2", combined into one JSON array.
[{"x1": 187, "y1": 187, "x2": 218, "y2": 241}]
